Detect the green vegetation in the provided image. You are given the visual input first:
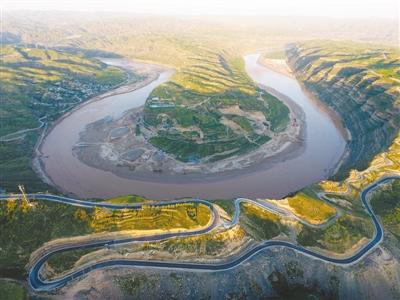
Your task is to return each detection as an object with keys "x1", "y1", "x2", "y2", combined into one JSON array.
[
  {"x1": 297, "y1": 215, "x2": 374, "y2": 253},
  {"x1": 0, "y1": 280, "x2": 26, "y2": 300},
  {"x1": 89, "y1": 203, "x2": 211, "y2": 232},
  {"x1": 320, "y1": 131, "x2": 400, "y2": 213},
  {"x1": 105, "y1": 194, "x2": 149, "y2": 204},
  {"x1": 287, "y1": 40, "x2": 400, "y2": 177},
  {"x1": 0, "y1": 200, "x2": 91, "y2": 278},
  {"x1": 0, "y1": 19, "x2": 294, "y2": 191},
  {"x1": 210, "y1": 199, "x2": 236, "y2": 217},
  {"x1": 0, "y1": 45, "x2": 129, "y2": 192},
  {"x1": 286, "y1": 193, "x2": 336, "y2": 224},
  {"x1": 240, "y1": 203, "x2": 287, "y2": 240},
  {"x1": 0, "y1": 198, "x2": 210, "y2": 278},
  {"x1": 144, "y1": 50, "x2": 289, "y2": 163},
  {"x1": 46, "y1": 248, "x2": 94, "y2": 278},
  {"x1": 371, "y1": 179, "x2": 400, "y2": 238}
]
